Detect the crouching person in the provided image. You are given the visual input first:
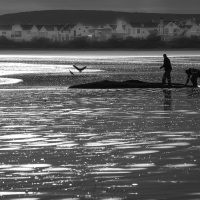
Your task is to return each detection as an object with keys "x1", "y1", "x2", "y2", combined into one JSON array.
[{"x1": 185, "y1": 68, "x2": 200, "y2": 87}]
